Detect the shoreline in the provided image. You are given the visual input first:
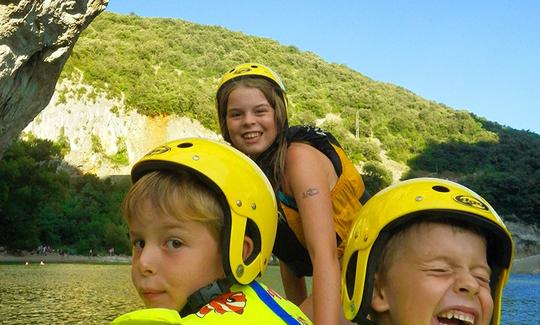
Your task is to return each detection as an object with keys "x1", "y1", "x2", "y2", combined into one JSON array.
[
  {"x1": 511, "y1": 254, "x2": 540, "y2": 275},
  {"x1": 1, "y1": 252, "x2": 538, "y2": 274},
  {"x1": 0, "y1": 252, "x2": 131, "y2": 264}
]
